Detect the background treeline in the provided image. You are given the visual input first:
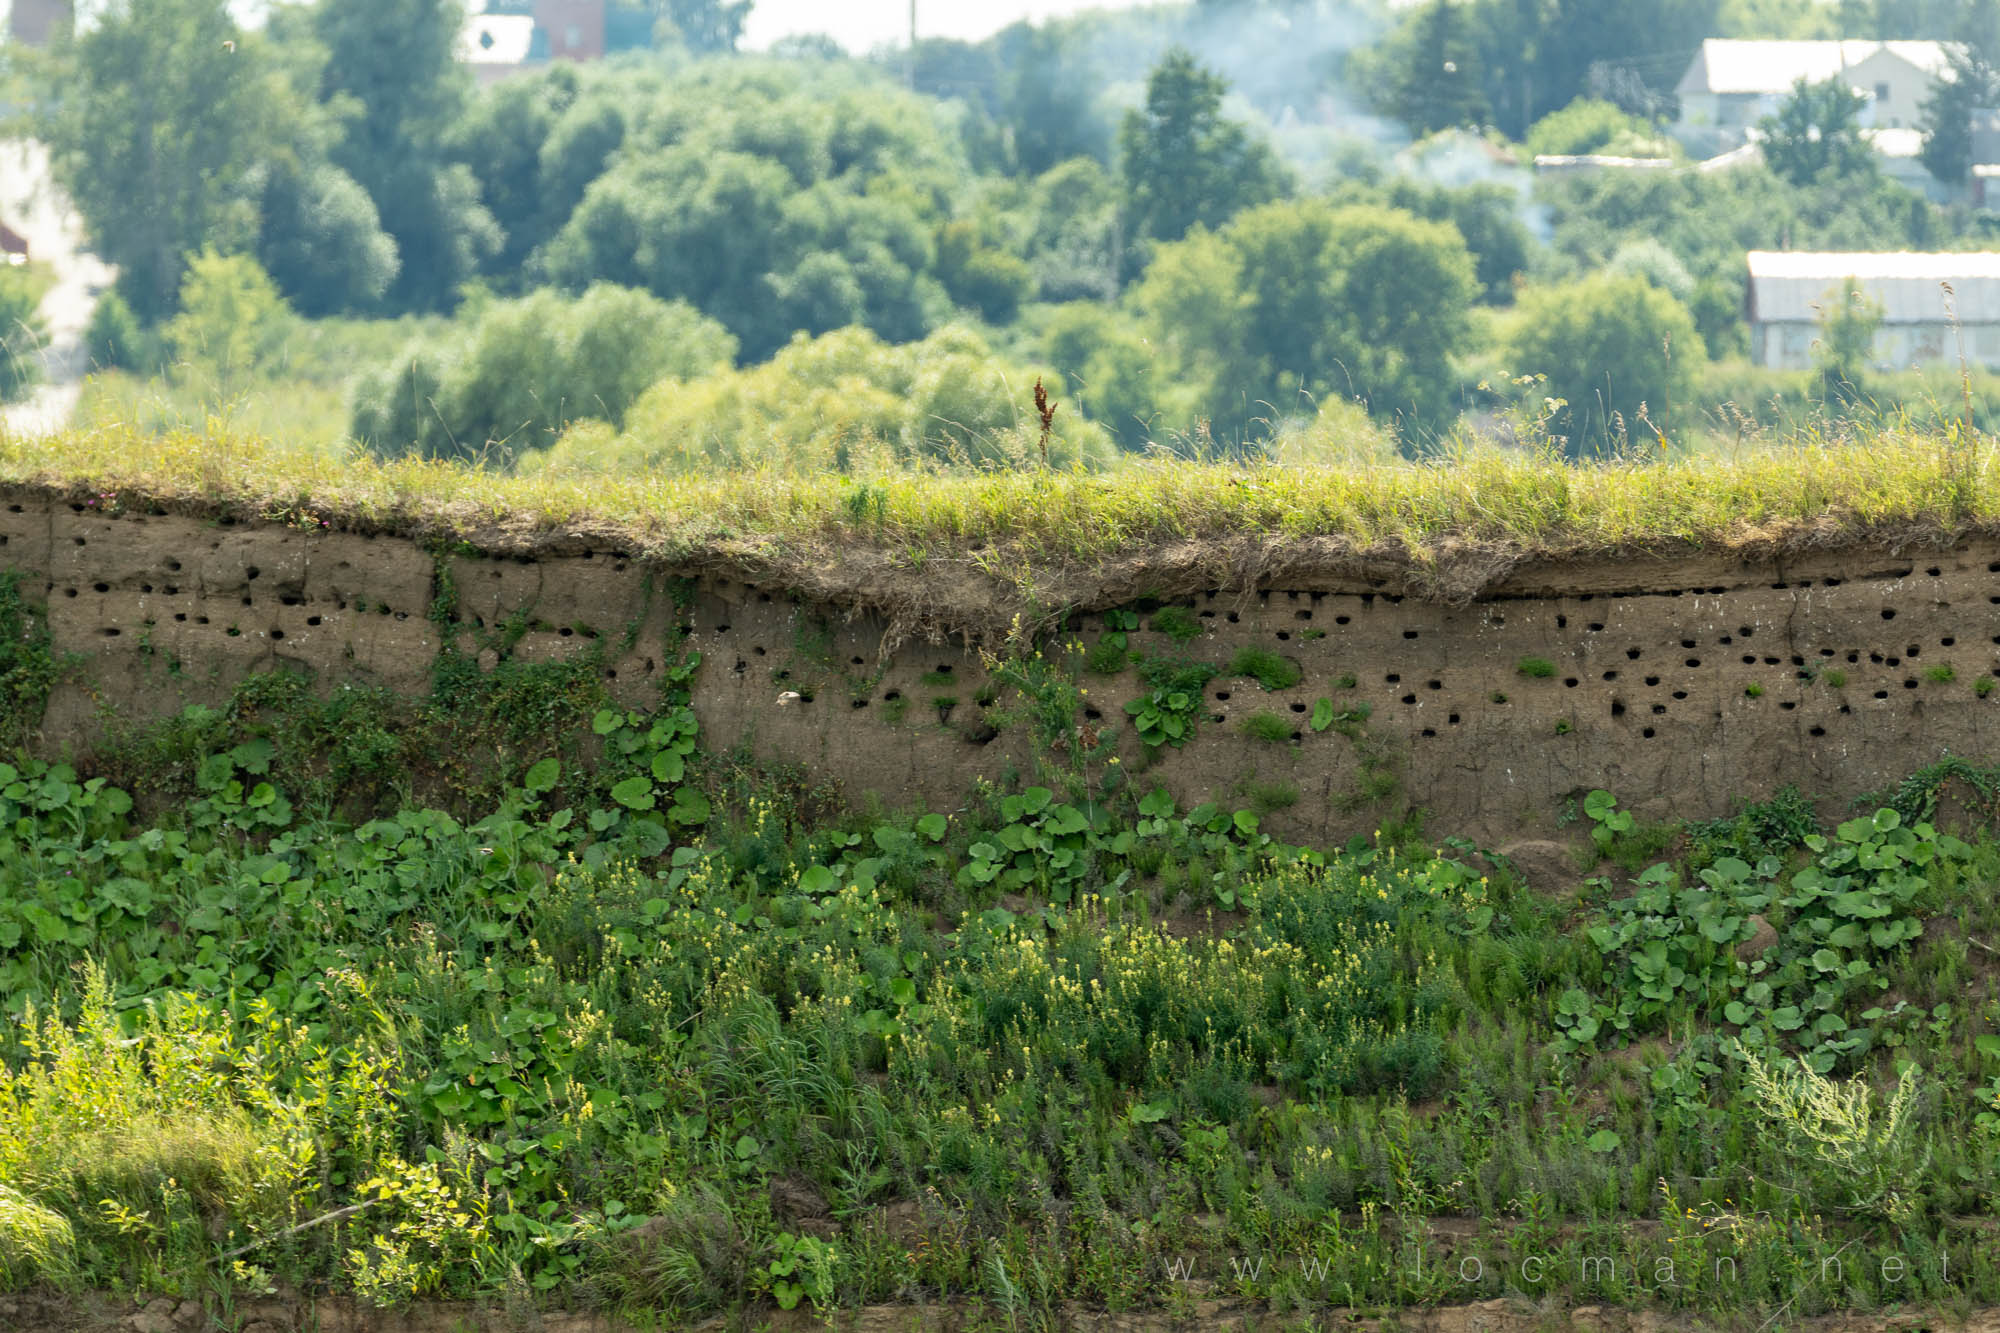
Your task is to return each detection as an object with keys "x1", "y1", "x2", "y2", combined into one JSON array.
[{"x1": 18, "y1": 0, "x2": 2000, "y2": 465}]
